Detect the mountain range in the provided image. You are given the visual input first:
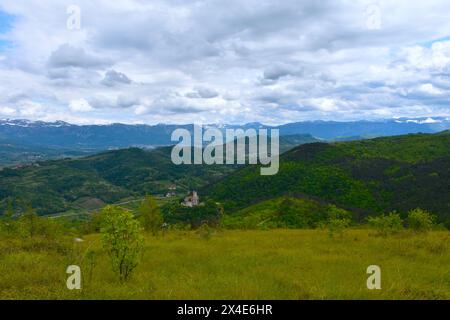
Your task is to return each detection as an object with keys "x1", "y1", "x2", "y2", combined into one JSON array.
[{"x1": 1, "y1": 117, "x2": 449, "y2": 150}]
